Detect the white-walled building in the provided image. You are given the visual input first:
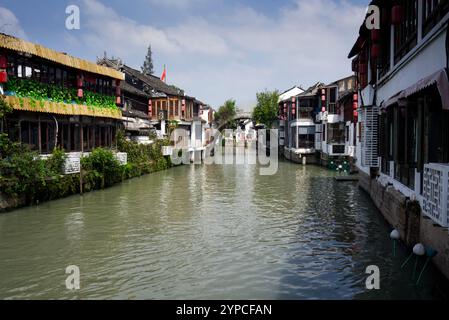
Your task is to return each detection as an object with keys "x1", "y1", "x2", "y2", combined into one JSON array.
[
  {"x1": 348, "y1": 0, "x2": 449, "y2": 279},
  {"x1": 278, "y1": 86, "x2": 304, "y2": 152},
  {"x1": 315, "y1": 76, "x2": 357, "y2": 169}
]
